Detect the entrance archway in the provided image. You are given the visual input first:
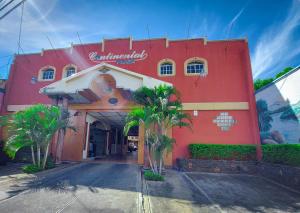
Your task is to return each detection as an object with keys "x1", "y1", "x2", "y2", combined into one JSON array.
[{"x1": 40, "y1": 63, "x2": 171, "y2": 165}]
